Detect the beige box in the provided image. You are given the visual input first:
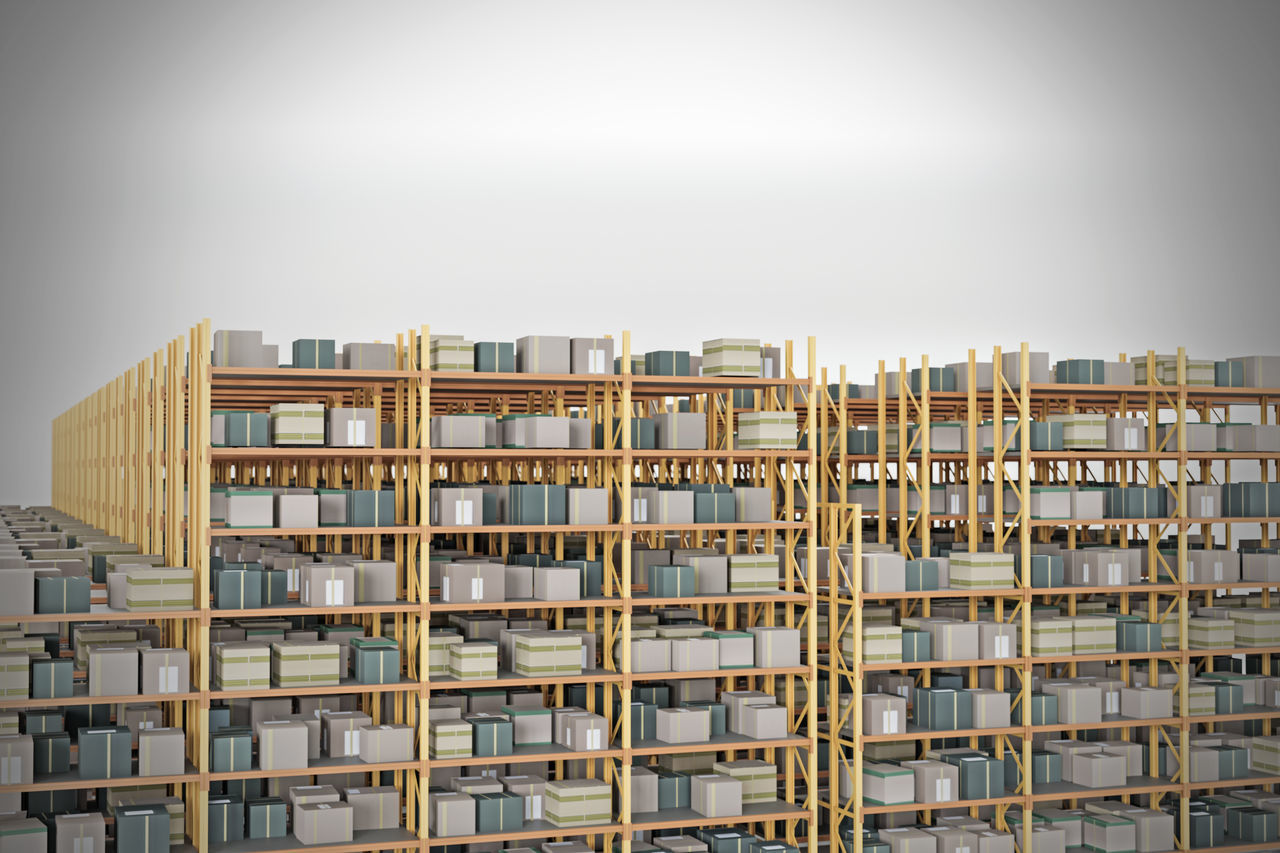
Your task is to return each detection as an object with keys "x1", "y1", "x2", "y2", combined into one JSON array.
[
  {"x1": 631, "y1": 638, "x2": 671, "y2": 672},
  {"x1": 432, "y1": 487, "x2": 484, "y2": 526},
  {"x1": 979, "y1": 621, "x2": 1017, "y2": 659},
  {"x1": 359, "y1": 723, "x2": 414, "y2": 763},
  {"x1": 657, "y1": 707, "x2": 711, "y2": 744},
  {"x1": 514, "y1": 631, "x2": 582, "y2": 677},
  {"x1": 901, "y1": 758, "x2": 959, "y2": 804},
  {"x1": 1057, "y1": 684, "x2": 1103, "y2": 724},
  {"x1": 1071, "y1": 751, "x2": 1127, "y2": 788},
  {"x1": 300, "y1": 563, "x2": 355, "y2": 607},
  {"x1": 1107, "y1": 417, "x2": 1147, "y2": 451},
  {"x1": 749, "y1": 626, "x2": 801, "y2": 667},
  {"x1": 213, "y1": 641, "x2": 270, "y2": 691},
  {"x1": 691, "y1": 773, "x2": 743, "y2": 817},
  {"x1": 140, "y1": 648, "x2": 189, "y2": 695},
  {"x1": 738, "y1": 702, "x2": 787, "y2": 739},
  {"x1": 345, "y1": 785, "x2": 400, "y2": 830},
  {"x1": 1120, "y1": 686, "x2": 1174, "y2": 720},
  {"x1": 0, "y1": 733, "x2": 33, "y2": 785},
  {"x1": 253, "y1": 719, "x2": 309, "y2": 771},
  {"x1": 969, "y1": 688, "x2": 1012, "y2": 727},
  {"x1": 925, "y1": 621, "x2": 980, "y2": 661},
  {"x1": 864, "y1": 693, "x2": 907, "y2": 736},
  {"x1": 53, "y1": 813, "x2": 106, "y2": 853},
  {"x1": 136, "y1": 726, "x2": 186, "y2": 776},
  {"x1": 429, "y1": 720, "x2": 472, "y2": 759},
  {"x1": 350, "y1": 560, "x2": 397, "y2": 603},
  {"x1": 442, "y1": 562, "x2": 505, "y2": 604},
  {"x1": 863, "y1": 552, "x2": 907, "y2": 593},
  {"x1": 655, "y1": 413, "x2": 707, "y2": 450},
  {"x1": 89, "y1": 646, "x2": 139, "y2": 696},
  {"x1": 567, "y1": 487, "x2": 609, "y2": 524},
  {"x1": 533, "y1": 566, "x2": 580, "y2": 601},
  {"x1": 294, "y1": 801, "x2": 353, "y2": 845},
  {"x1": 671, "y1": 637, "x2": 719, "y2": 671}
]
